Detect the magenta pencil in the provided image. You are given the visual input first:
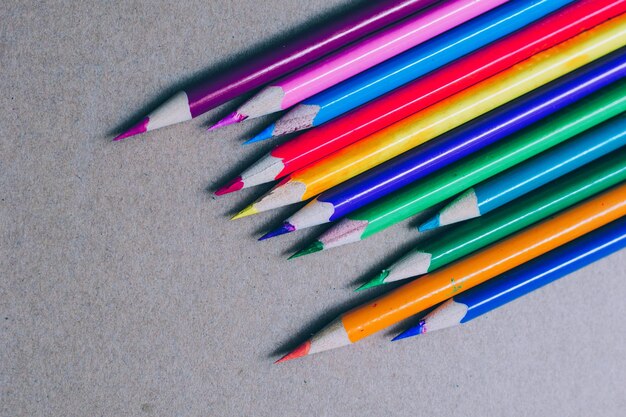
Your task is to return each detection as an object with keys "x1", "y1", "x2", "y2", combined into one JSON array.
[
  {"x1": 212, "y1": 0, "x2": 507, "y2": 129},
  {"x1": 113, "y1": 0, "x2": 437, "y2": 141}
]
